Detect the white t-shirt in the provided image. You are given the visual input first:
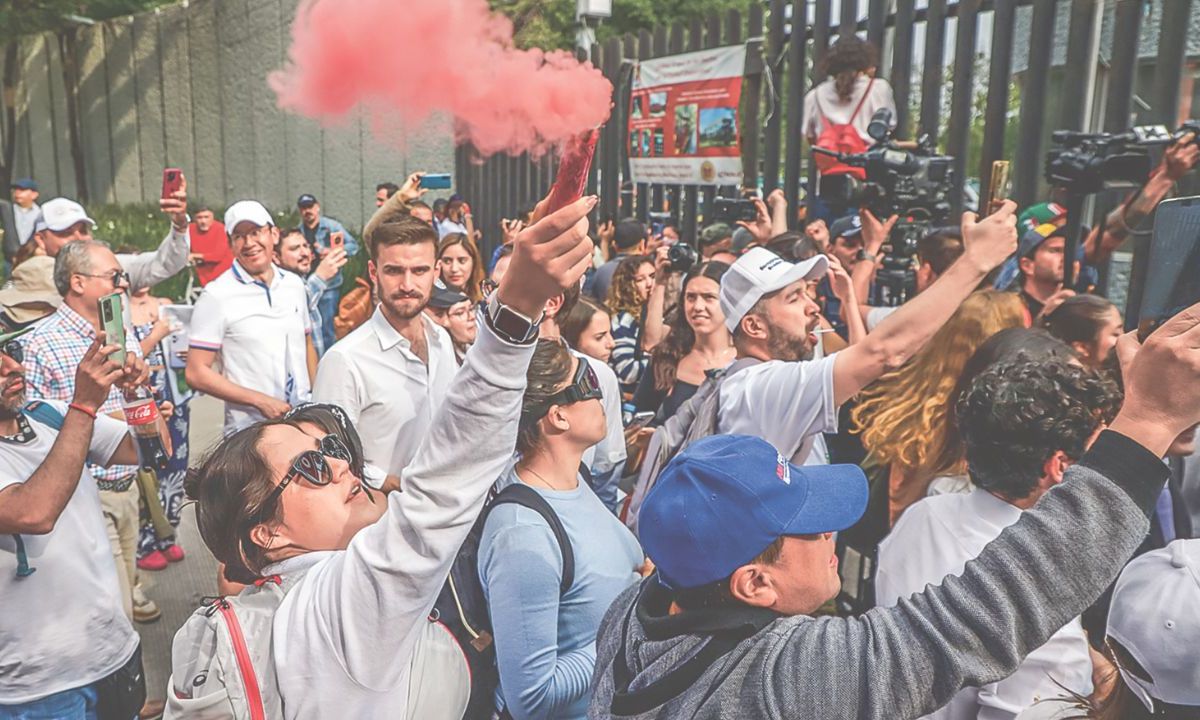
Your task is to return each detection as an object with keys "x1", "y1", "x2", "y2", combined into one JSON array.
[
  {"x1": 312, "y1": 306, "x2": 457, "y2": 476},
  {"x1": 717, "y1": 355, "x2": 839, "y2": 466},
  {"x1": 189, "y1": 262, "x2": 313, "y2": 433},
  {"x1": 876, "y1": 489, "x2": 1093, "y2": 719},
  {"x1": 803, "y1": 74, "x2": 897, "y2": 145},
  {"x1": 577, "y1": 352, "x2": 627, "y2": 475},
  {"x1": 437, "y1": 218, "x2": 469, "y2": 239},
  {"x1": 0, "y1": 402, "x2": 138, "y2": 704}
]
